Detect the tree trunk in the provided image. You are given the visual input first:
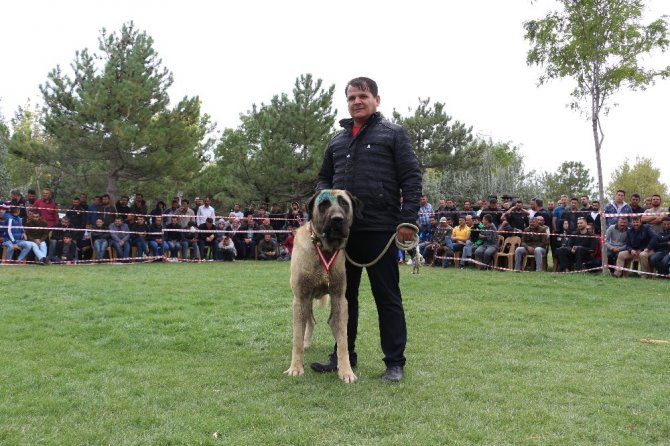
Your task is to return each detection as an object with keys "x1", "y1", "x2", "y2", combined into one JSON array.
[{"x1": 592, "y1": 115, "x2": 609, "y2": 274}]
